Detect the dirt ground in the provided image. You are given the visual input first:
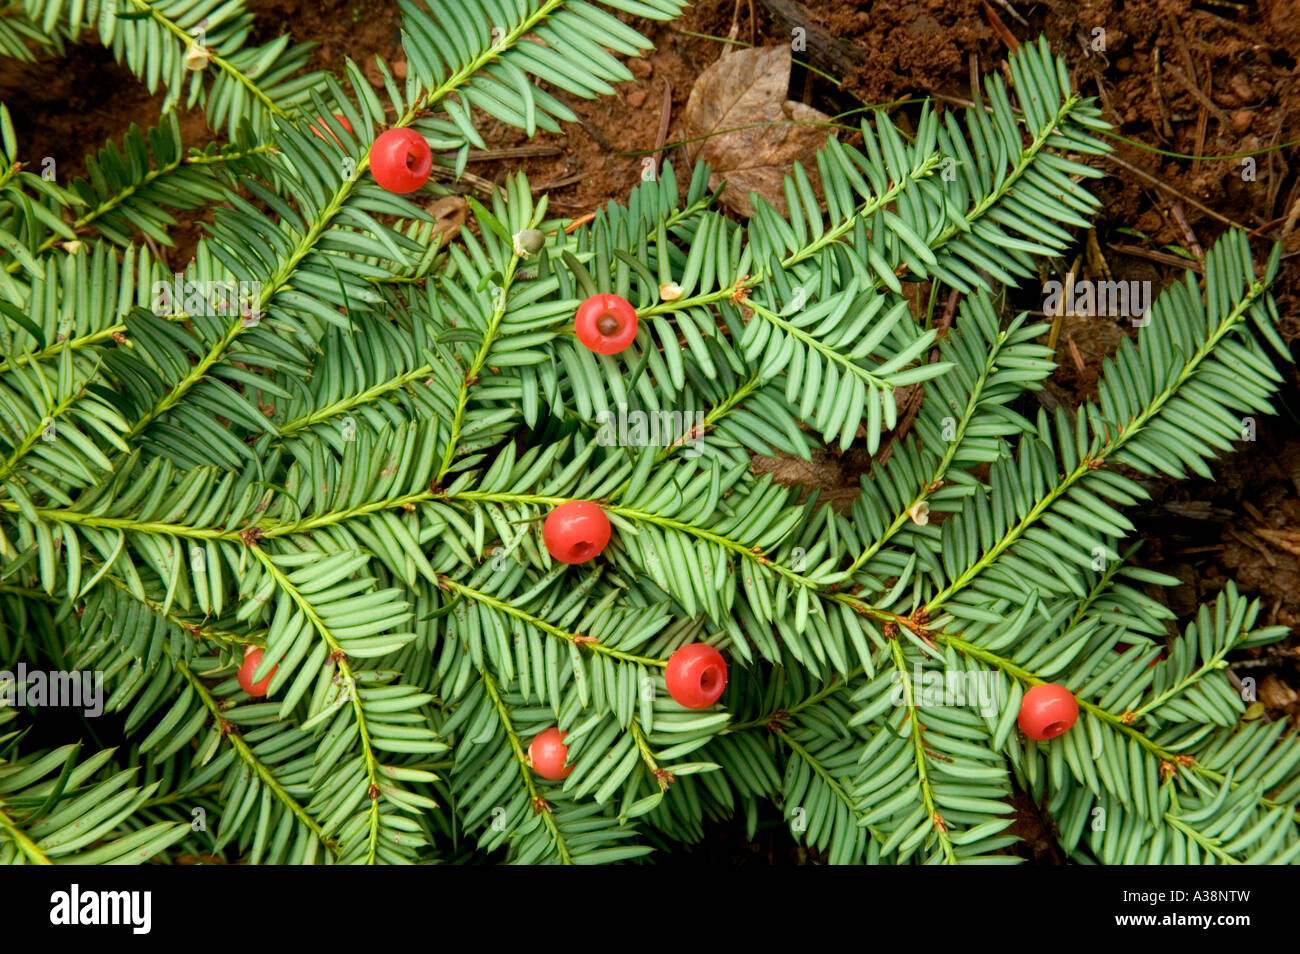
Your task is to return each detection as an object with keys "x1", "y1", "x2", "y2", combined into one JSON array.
[{"x1": 4, "y1": 0, "x2": 1300, "y2": 862}]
